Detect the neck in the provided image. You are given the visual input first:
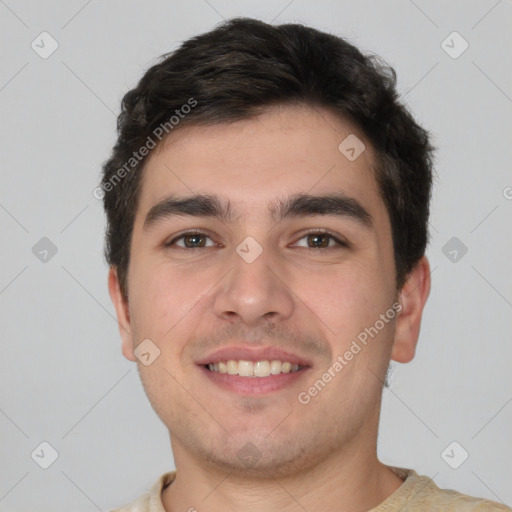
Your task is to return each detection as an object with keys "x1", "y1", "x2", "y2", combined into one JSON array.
[{"x1": 162, "y1": 438, "x2": 404, "y2": 512}]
